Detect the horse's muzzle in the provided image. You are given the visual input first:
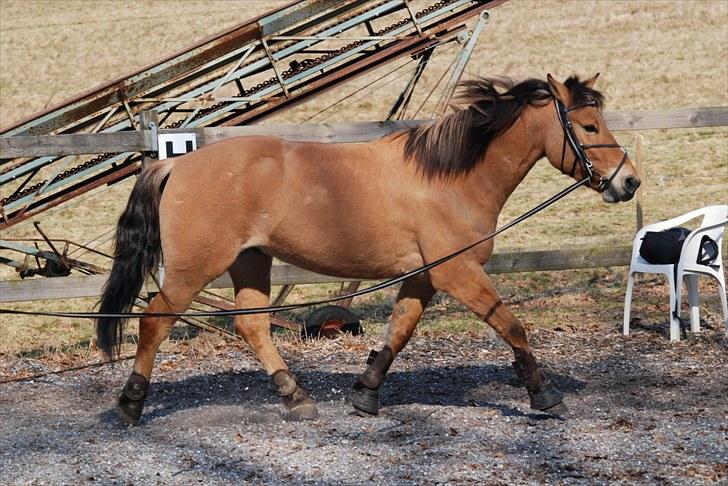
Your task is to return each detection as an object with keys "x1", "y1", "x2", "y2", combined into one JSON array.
[{"x1": 603, "y1": 174, "x2": 640, "y2": 203}]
